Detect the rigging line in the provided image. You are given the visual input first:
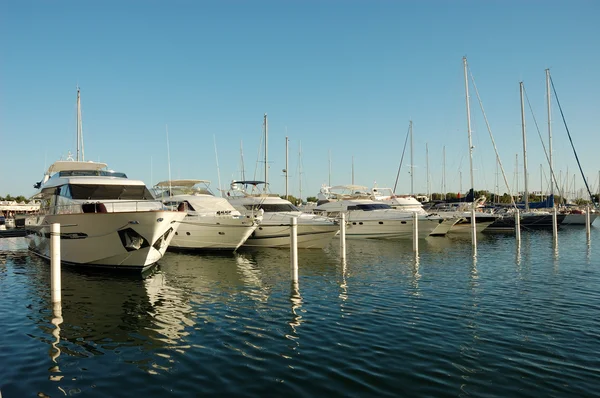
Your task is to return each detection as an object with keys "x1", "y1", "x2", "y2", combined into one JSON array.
[
  {"x1": 523, "y1": 85, "x2": 563, "y2": 200},
  {"x1": 549, "y1": 73, "x2": 598, "y2": 209},
  {"x1": 468, "y1": 67, "x2": 517, "y2": 209},
  {"x1": 392, "y1": 123, "x2": 411, "y2": 194}
]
